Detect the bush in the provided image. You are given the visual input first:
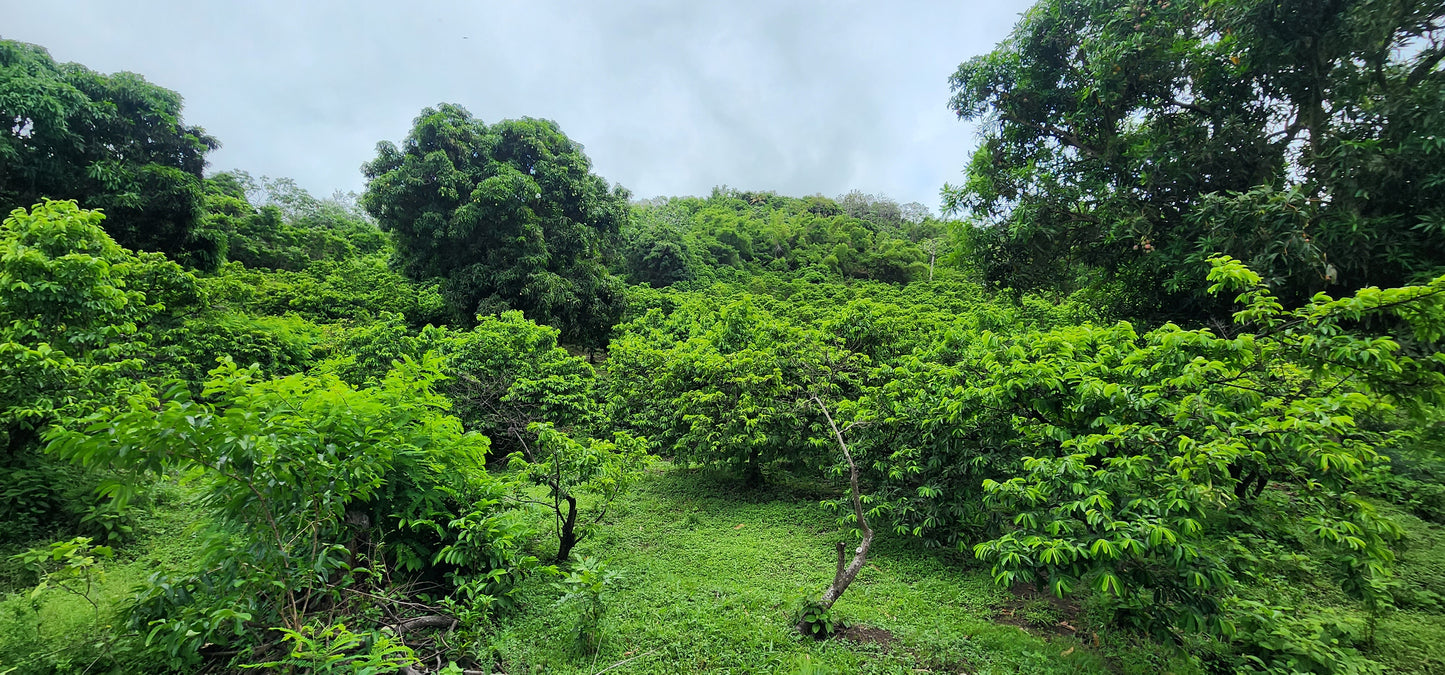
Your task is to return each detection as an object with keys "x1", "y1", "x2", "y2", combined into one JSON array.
[{"x1": 48, "y1": 355, "x2": 539, "y2": 669}]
